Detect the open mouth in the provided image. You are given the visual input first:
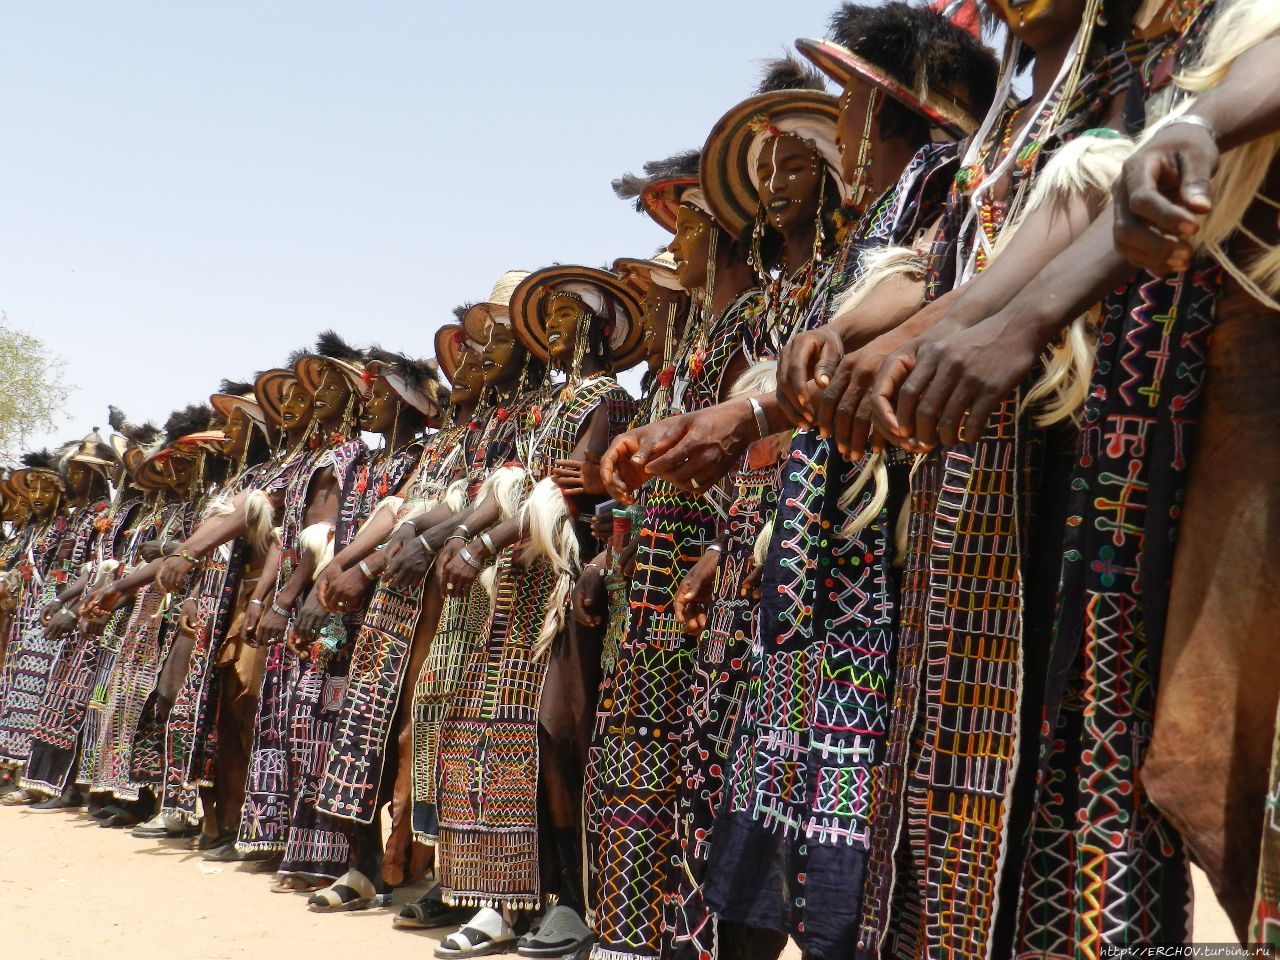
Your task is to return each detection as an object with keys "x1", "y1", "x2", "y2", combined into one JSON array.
[
  {"x1": 547, "y1": 332, "x2": 563, "y2": 347},
  {"x1": 767, "y1": 196, "x2": 792, "y2": 213}
]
